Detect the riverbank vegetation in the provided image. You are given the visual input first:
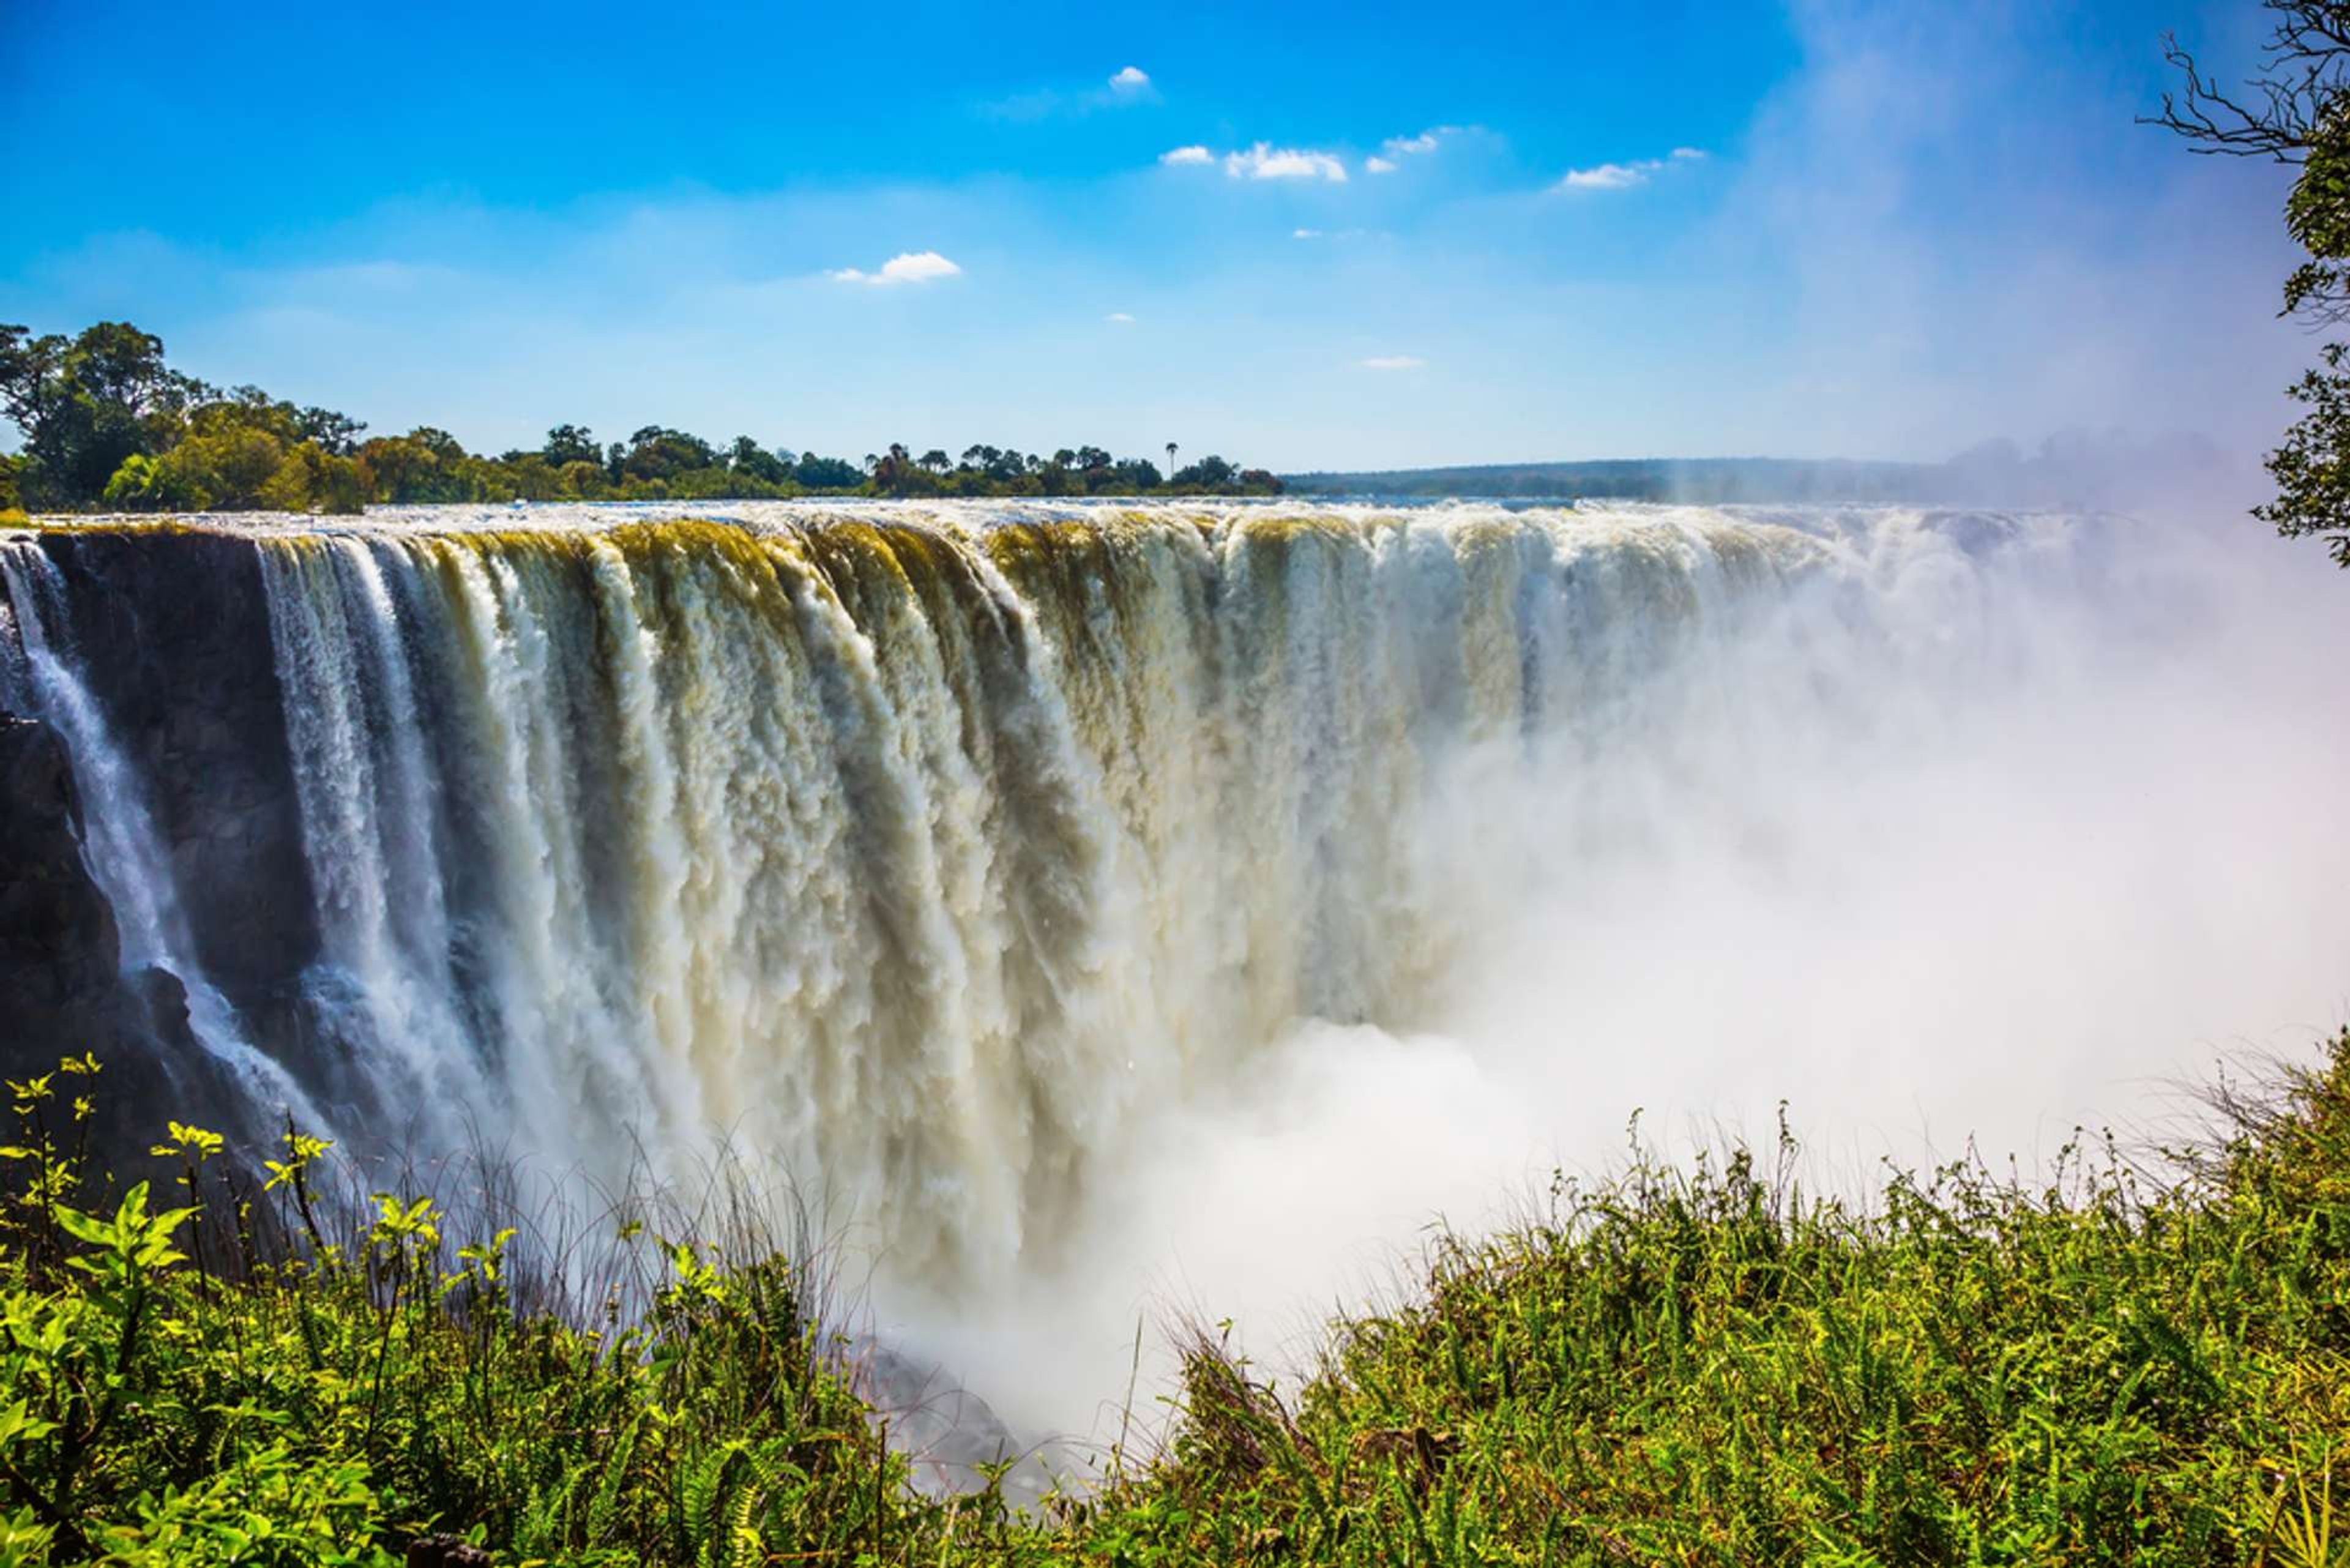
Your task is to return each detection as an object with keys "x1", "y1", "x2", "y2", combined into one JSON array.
[
  {"x1": 0, "y1": 1029, "x2": 2343, "y2": 1564},
  {"x1": 0, "y1": 322, "x2": 1280, "y2": 517}
]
